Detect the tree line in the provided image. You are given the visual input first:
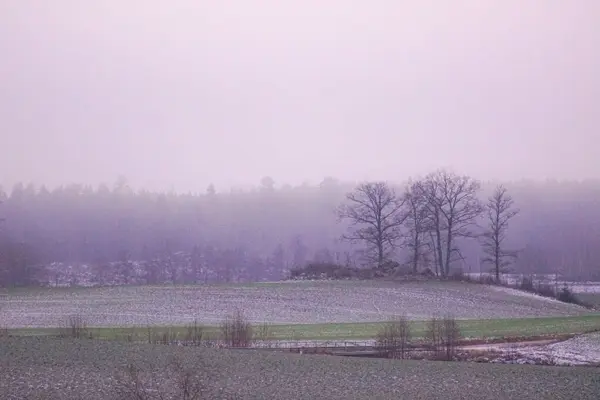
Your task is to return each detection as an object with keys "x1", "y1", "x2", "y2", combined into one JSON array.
[
  {"x1": 0, "y1": 173, "x2": 599, "y2": 285},
  {"x1": 337, "y1": 170, "x2": 518, "y2": 280}
]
